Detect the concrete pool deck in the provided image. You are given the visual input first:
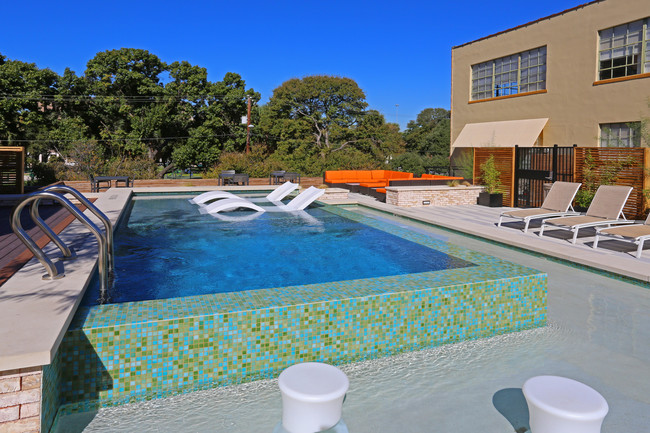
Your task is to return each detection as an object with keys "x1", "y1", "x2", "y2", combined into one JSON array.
[{"x1": 348, "y1": 193, "x2": 650, "y2": 283}]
